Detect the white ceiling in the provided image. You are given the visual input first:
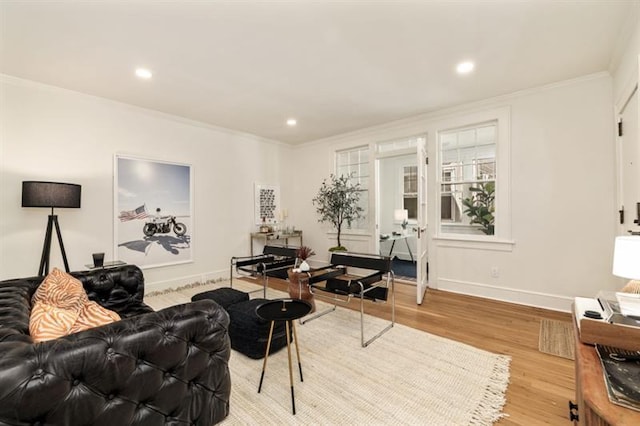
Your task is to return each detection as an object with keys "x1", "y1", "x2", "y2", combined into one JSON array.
[{"x1": 1, "y1": 1, "x2": 636, "y2": 144}]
